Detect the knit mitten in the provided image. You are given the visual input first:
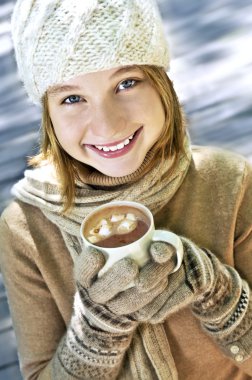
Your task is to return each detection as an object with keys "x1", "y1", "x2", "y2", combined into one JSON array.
[
  {"x1": 104, "y1": 238, "x2": 238, "y2": 320},
  {"x1": 51, "y1": 248, "x2": 139, "y2": 380},
  {"x1": 87, "y1": 242, "x2": 177, "y2": 314},
  {"x1": 106, "y1": 237, "x2": 252, "y2": 362},
  {"x1": 132, "y1": 239, "x2": 246, "y2": 323}
]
